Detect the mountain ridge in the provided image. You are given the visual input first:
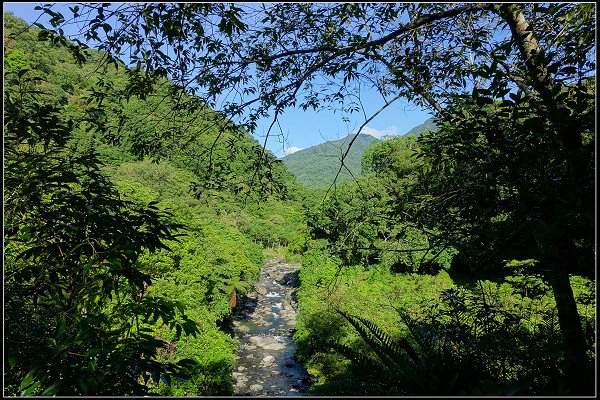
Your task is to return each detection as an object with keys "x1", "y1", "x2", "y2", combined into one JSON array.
[
  {"x1": 403, "y1": 116, "x2": 437, "y2": 137},
  {"x1": 281, "y1": 118, "x2": 439, "y2": 187},
  {"x1": 281, "y1": 133, "x2": 378, "y2": 187}
]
